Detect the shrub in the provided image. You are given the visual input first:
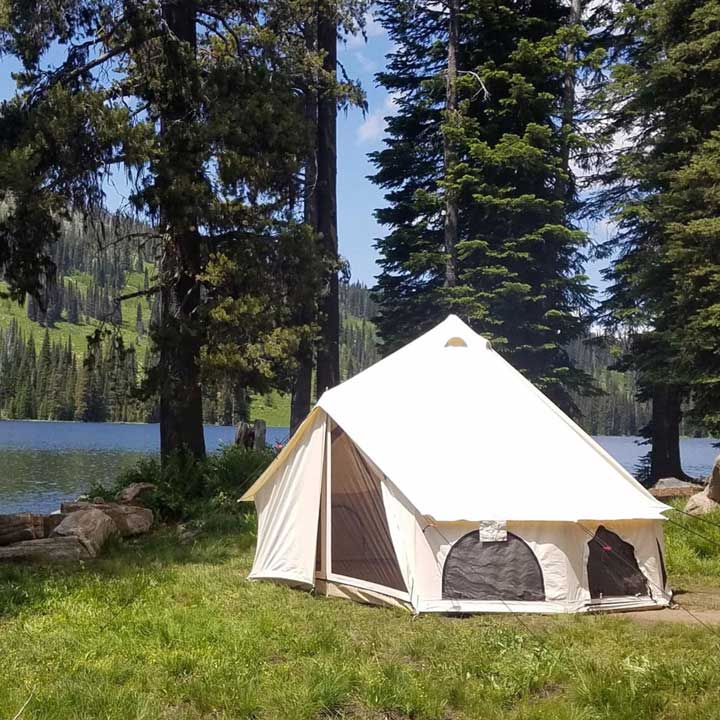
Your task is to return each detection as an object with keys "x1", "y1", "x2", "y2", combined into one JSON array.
[{"x1": 90, "y1": 445, "x2": 275, "y2": 522}]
